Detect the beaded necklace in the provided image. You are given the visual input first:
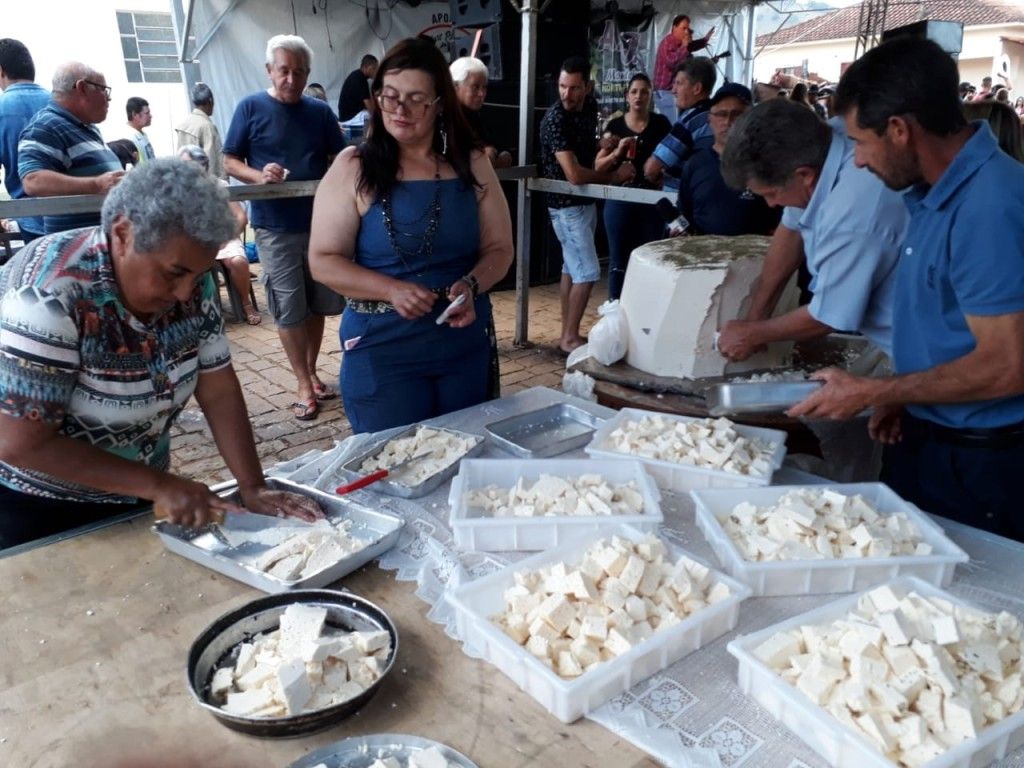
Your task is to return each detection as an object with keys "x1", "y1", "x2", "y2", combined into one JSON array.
[{"x1": 380, "y1": 156, "x2": 442, "y2": 274}]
